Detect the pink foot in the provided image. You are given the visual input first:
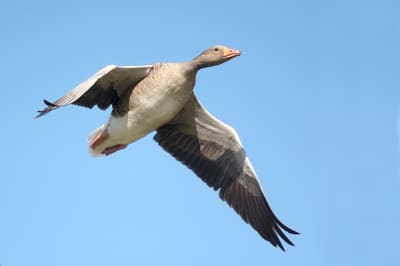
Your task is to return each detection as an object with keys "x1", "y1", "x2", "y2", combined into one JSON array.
[
  {"x1": 90, "y1": 128, "x2": 110, "y2": 149},
  {"x1": 102, "y1": 144, "x2": 128, "y2": 156}
]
